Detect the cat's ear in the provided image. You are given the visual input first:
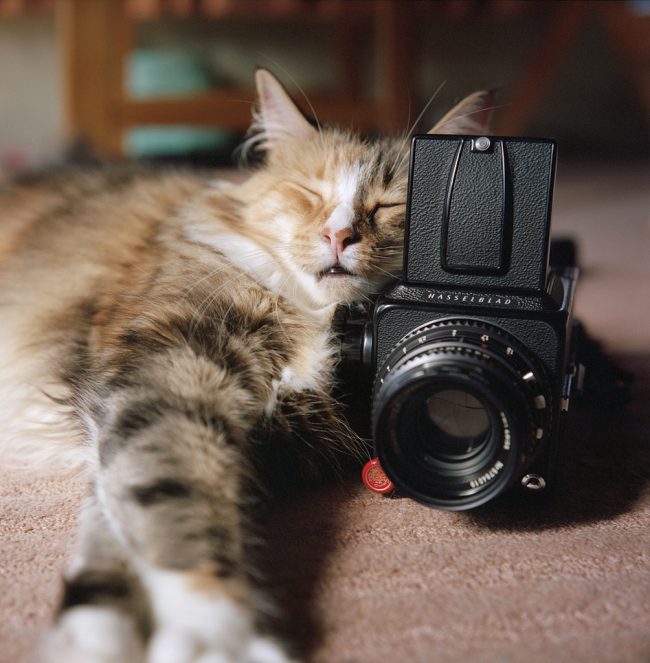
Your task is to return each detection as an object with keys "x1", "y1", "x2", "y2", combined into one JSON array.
[
  {"x1": 428, "y1": 90, "x2": 495, "y2": 135},
  {"x1": 253, "y1": 69, "x2": 316, "y2": 155}
]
